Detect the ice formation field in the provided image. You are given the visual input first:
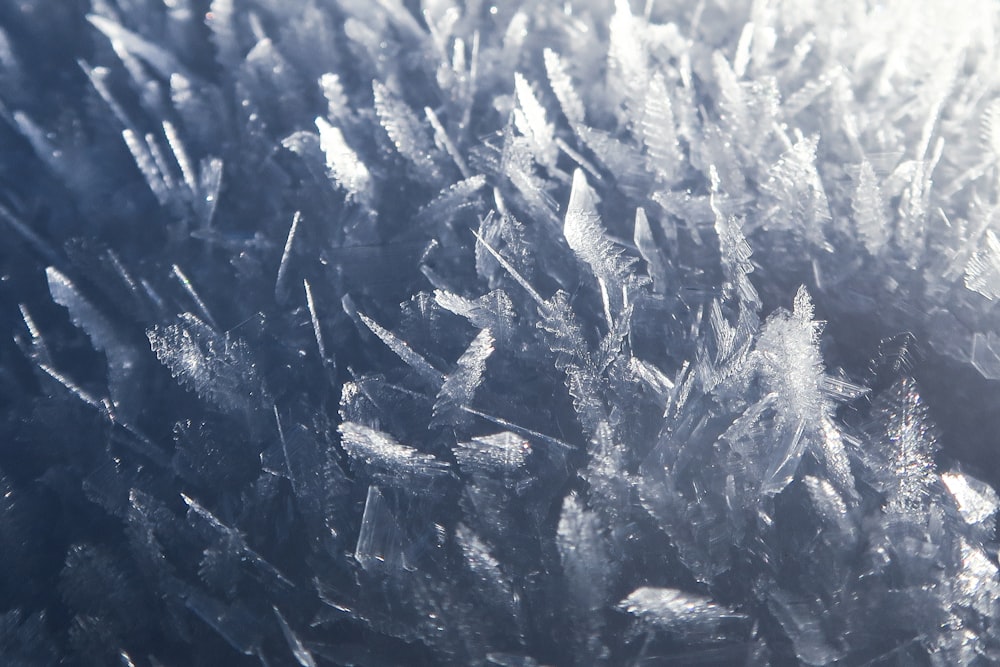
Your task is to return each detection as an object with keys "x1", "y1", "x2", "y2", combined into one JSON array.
[{"x1": 1, "y1": 0, "x2": 1000, "y2": 665}]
